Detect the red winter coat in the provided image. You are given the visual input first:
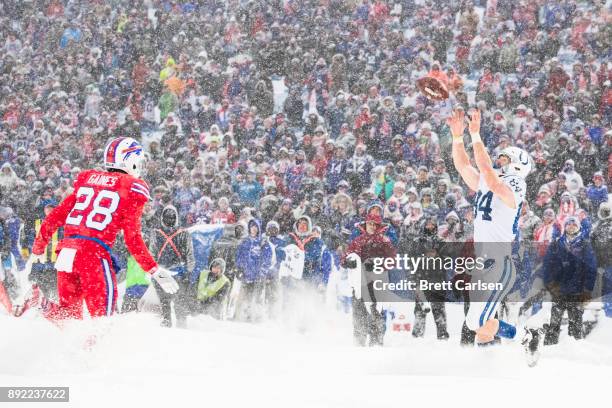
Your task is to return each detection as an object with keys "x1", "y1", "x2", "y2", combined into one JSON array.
[{"x1": 343, "y1": 224, "x2": 397, "y2": 265}]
